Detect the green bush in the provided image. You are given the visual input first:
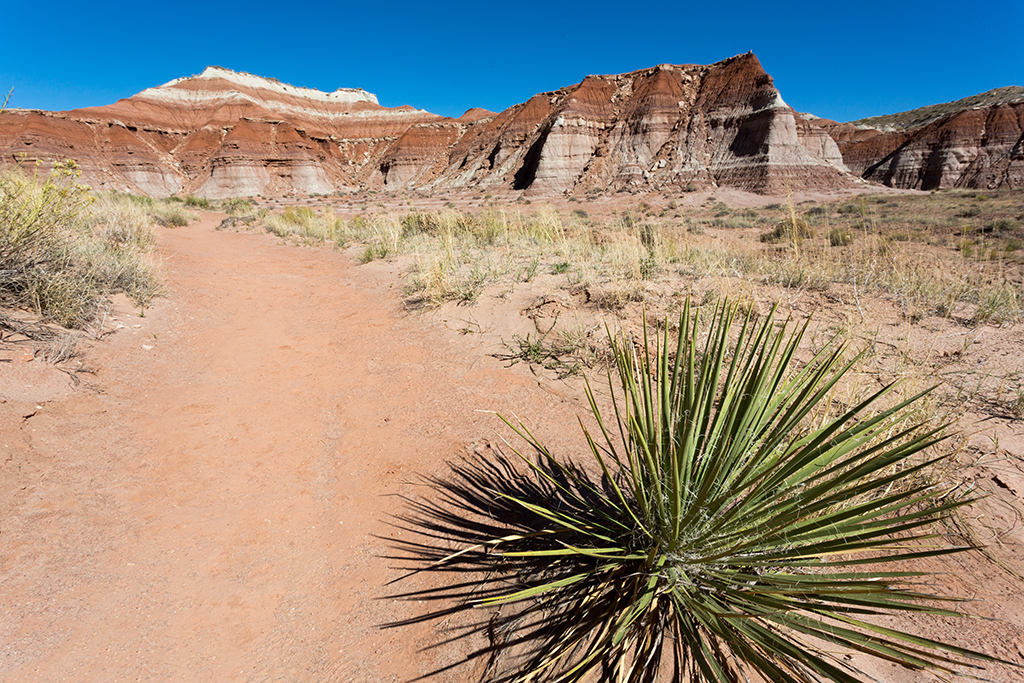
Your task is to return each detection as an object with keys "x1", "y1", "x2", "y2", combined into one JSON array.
[{"x1": 393, "y1": 300, "x2": 1006, "y2": 682}]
